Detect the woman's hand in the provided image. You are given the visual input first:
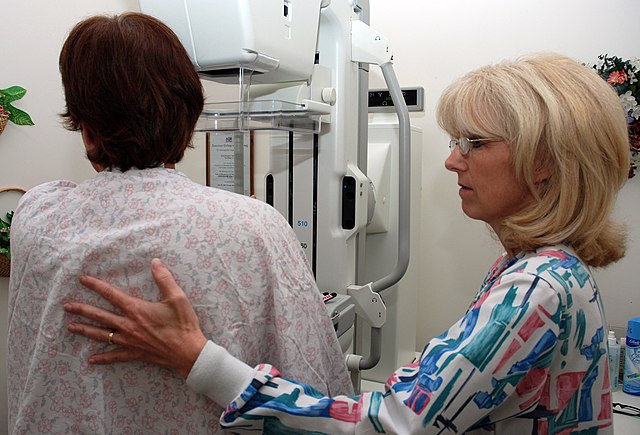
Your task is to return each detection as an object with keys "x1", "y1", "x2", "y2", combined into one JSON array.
[{"x1": 64, "y1": 258, "x2": 207, "y2": 379}]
